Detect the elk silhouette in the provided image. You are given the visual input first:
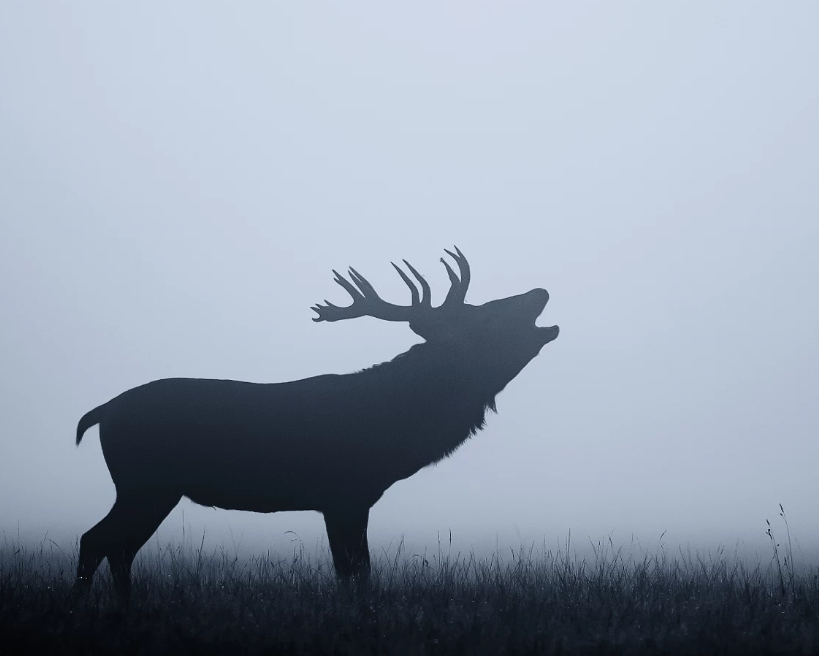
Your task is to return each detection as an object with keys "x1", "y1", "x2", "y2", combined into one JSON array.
[{"x1": 73, "y1": 247, "x2": 559, "y2": 600}]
